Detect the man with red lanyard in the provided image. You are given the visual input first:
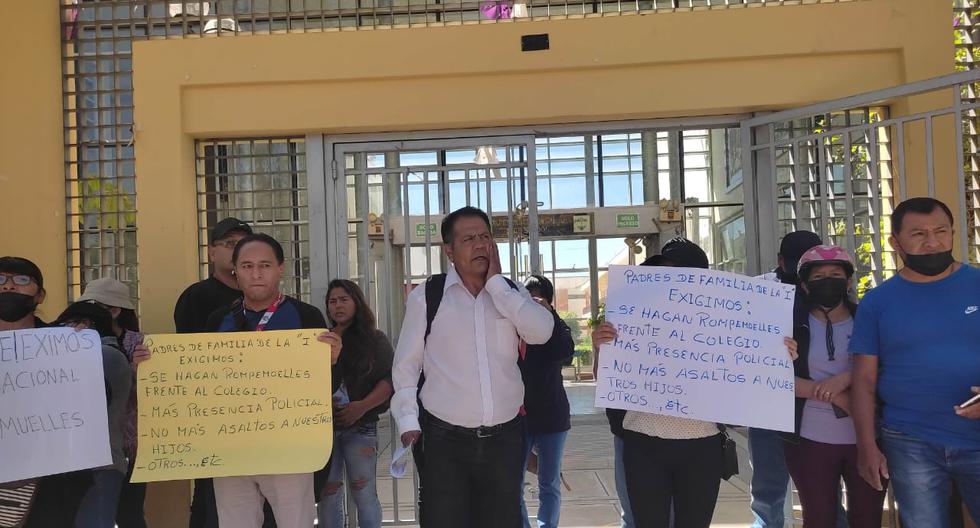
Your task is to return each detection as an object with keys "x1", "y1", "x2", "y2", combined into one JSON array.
[{"x1": 201, "y1": 233, "x2": 342, "y2": 528}]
